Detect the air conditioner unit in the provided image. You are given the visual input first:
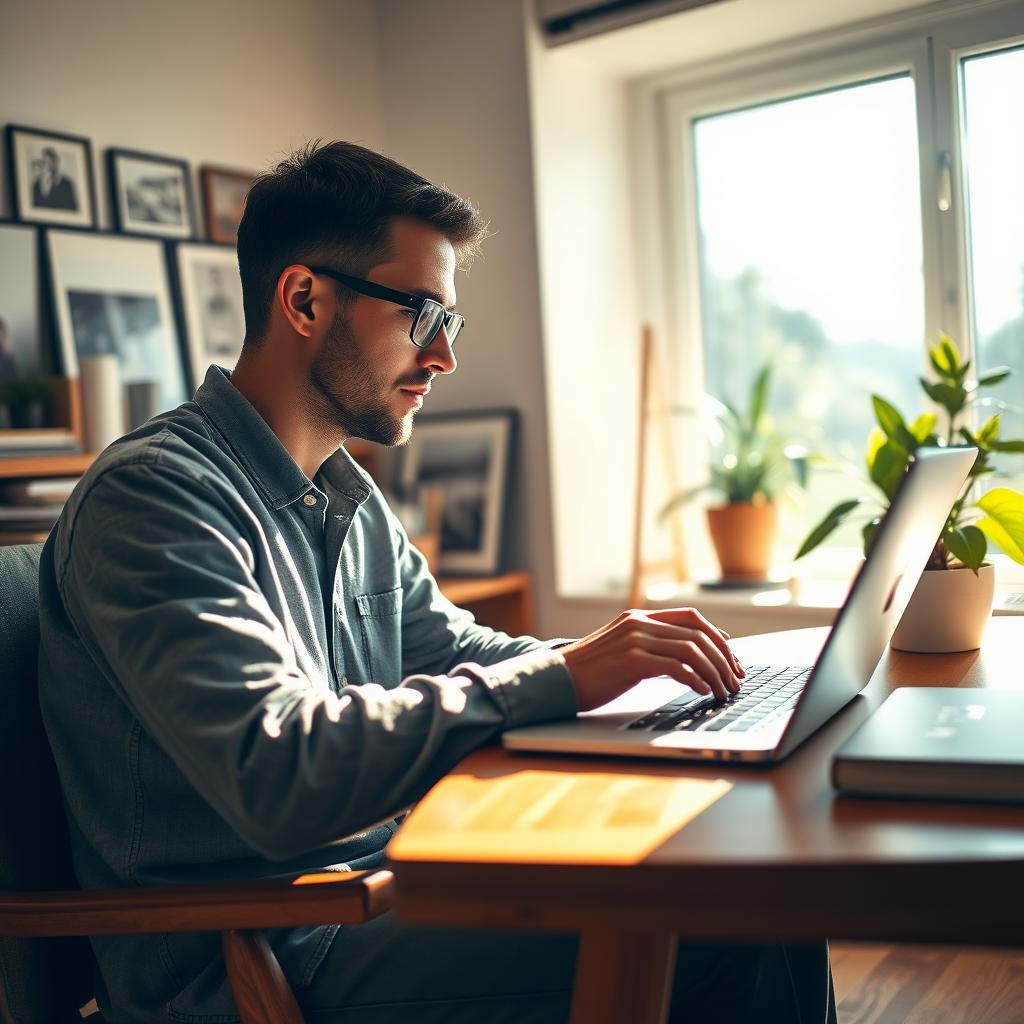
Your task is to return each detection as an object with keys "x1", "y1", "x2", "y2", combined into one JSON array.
[{"x1": 536, "y1": 0, "x2": 727, "y2": 46}]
